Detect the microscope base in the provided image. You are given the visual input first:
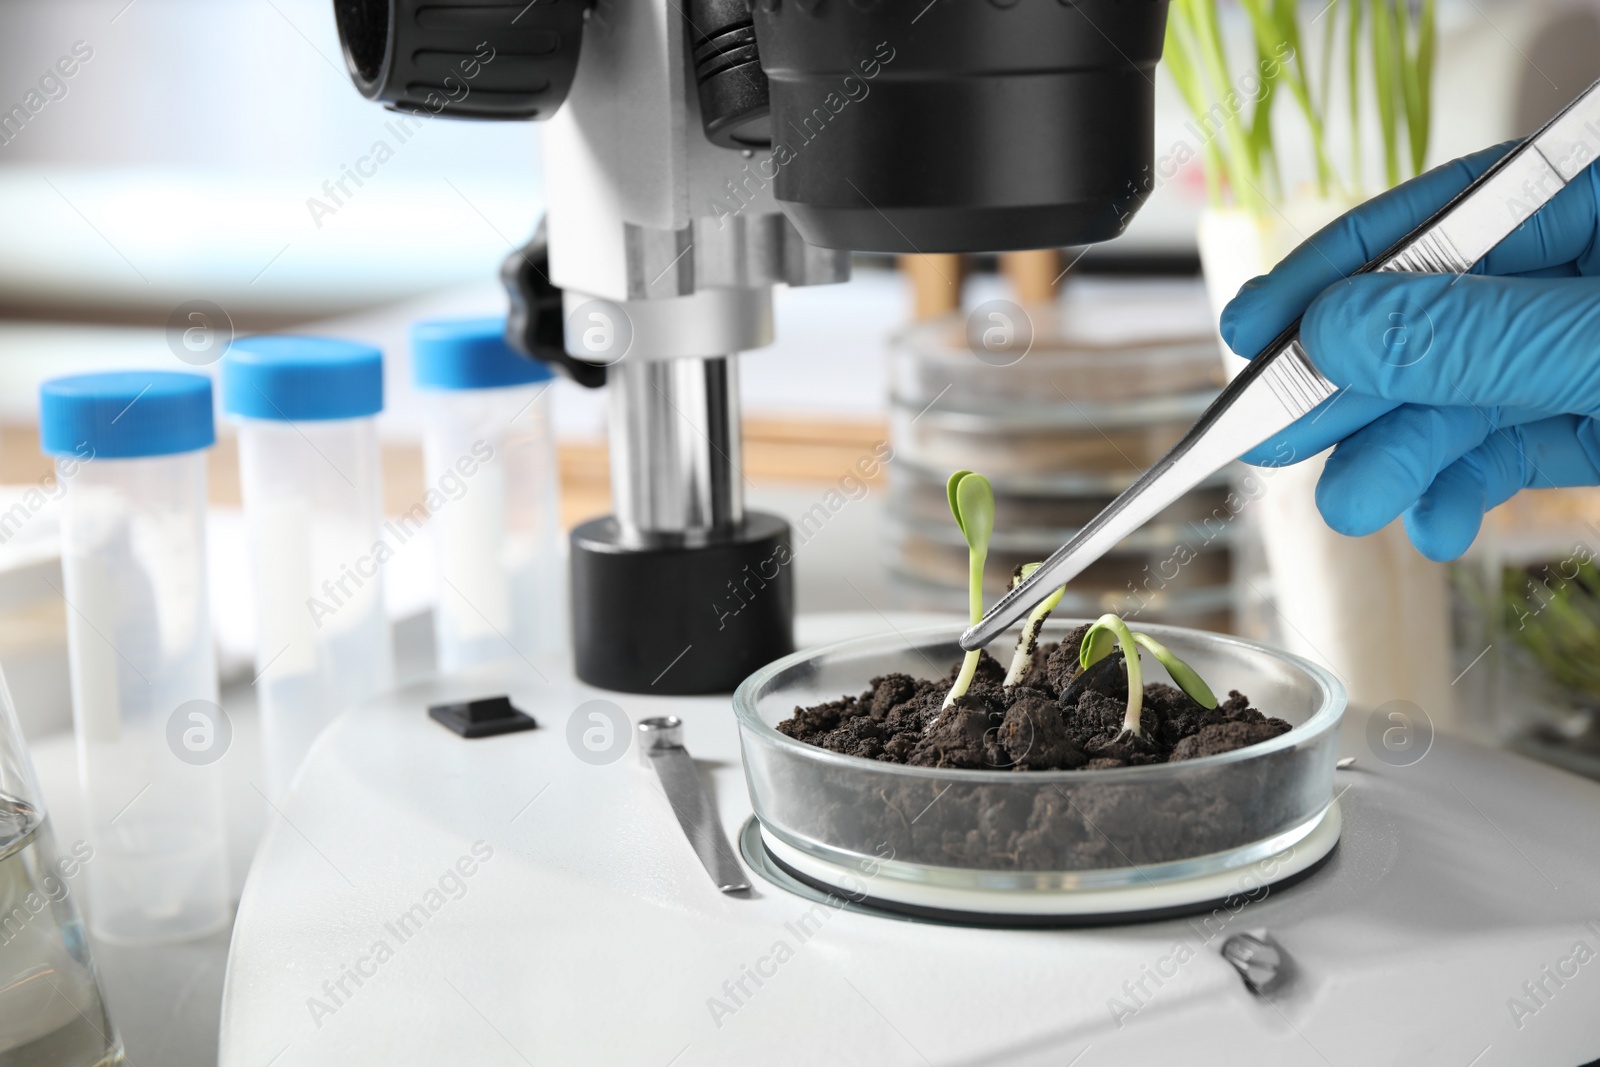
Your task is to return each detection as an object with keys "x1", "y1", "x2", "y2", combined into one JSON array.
[{"x1": 569, "y1": 512, "x2": 794, "y2": 694}]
